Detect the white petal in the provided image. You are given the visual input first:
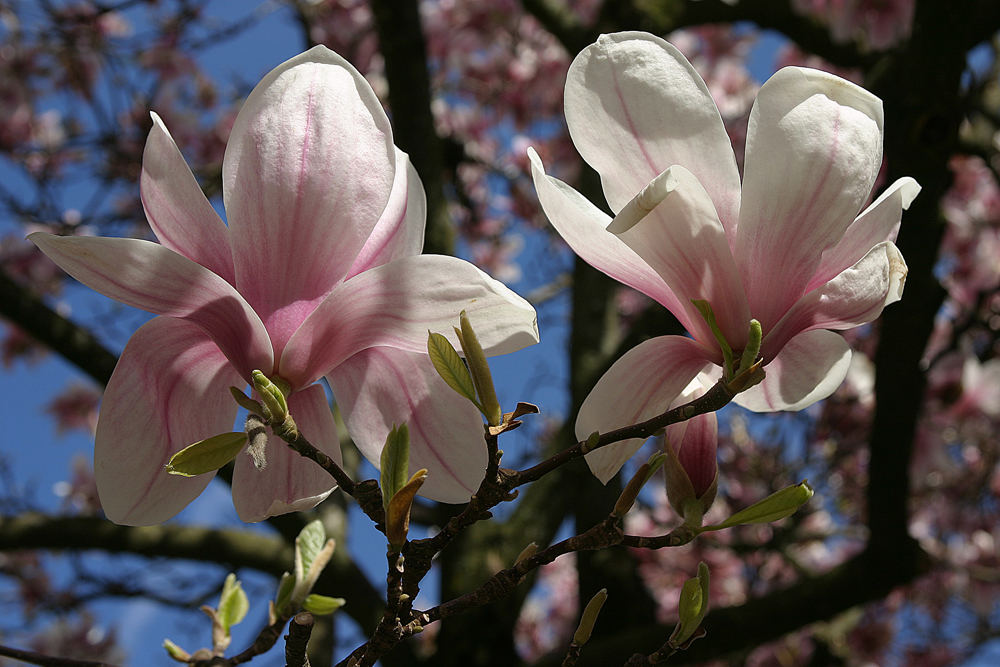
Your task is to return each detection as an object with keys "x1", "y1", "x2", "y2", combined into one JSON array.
[
  {"x1": 328, "y1": 347, "x2": 487, "y2": 504},
  {"x1": 527, "y1": 148, "x2": 688, "y2": 319},
  {"x1": 348, "y1": 149, "x2": 426, "y2": 276},
  {"x1": 734, "y1": 329, "x2": 852, "y2": 412},
  {"x1": 809, "y1": 177, "x2": 920, "y2": 290},
  {"x1": 279, "y1": 255, "x2": 538, "y2": 388},
  {"x1": 610, "y1": 165, "x2": 750, "y2": 351},
  {"x1": 764, "y1": 241, "x2": 906, "y2": 358},
  {"x1": 737, "y1": 67, "x2": 884, "y2": 330},
  {"x1": 223, "y1": 45, "x2": 395, "y2": 335},
  {"x1": 576, "y1": 336, "x2": 715, "y2": 483},
  {"x1": 141, "y1": 112, "x2": 235, "y2": 284},
  {"x1": 565, "y1": 32, "x2": 741, "y2": 235}
]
